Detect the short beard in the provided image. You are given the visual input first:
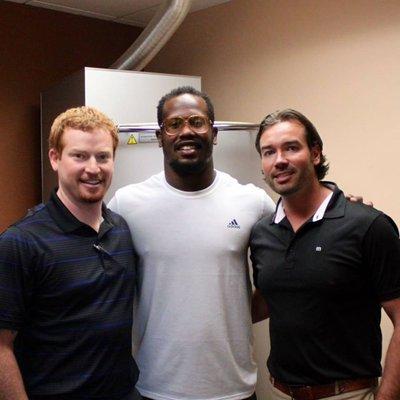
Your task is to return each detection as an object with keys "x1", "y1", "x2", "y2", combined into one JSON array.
[
  {"x1": 169, "y1": 159, "x2": 207, "y2": 175},
  {"x1": 78, "y1": 186, "x2": 107, "y2": 204},
  {"x1": 79, "y1": 193, "x2": 105, "y2": 203}
]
